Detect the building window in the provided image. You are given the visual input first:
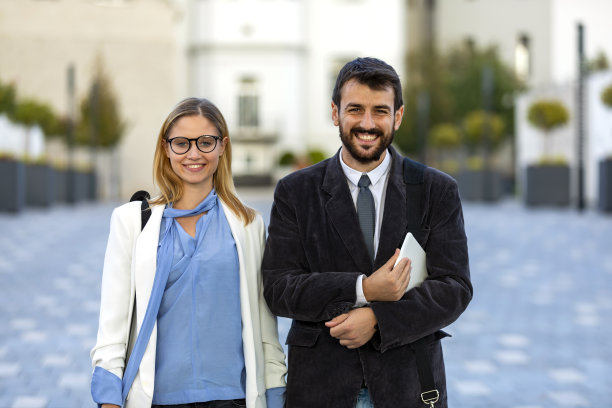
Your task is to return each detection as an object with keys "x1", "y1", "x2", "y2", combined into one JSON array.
[
  {"x1": 515, "y1": 33, "x2": 531, "y2": 82},
  {"x1": 330, "y1": 57, "x2": 352, "y2": 96},
  {"x1": 238, "y1": 76, "x2": 259, "y2": 128}
]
